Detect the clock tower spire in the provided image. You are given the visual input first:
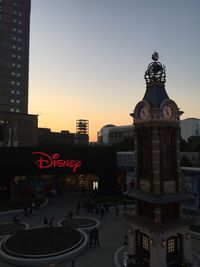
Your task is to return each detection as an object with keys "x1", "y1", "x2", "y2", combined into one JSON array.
[{"x1": 125, "y1": 53, "x2": 193, "y2": 267}]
